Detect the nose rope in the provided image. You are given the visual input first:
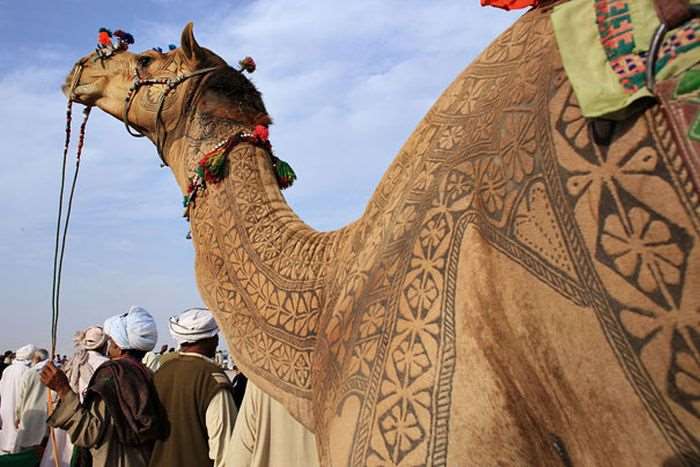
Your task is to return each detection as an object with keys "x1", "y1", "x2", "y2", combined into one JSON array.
[{"x1": 122, "y1": 65, "x2": 223, "y2": 167}]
